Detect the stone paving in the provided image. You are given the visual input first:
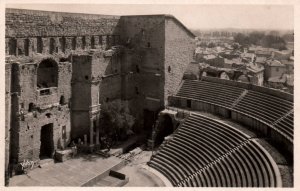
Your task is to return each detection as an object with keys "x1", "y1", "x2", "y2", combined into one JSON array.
[{"x1": 9, "y1": 154, "x2": 123, "y2": 187}]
